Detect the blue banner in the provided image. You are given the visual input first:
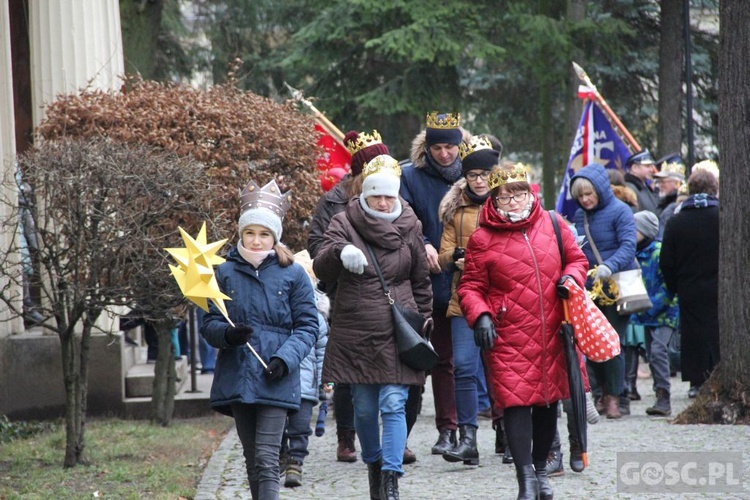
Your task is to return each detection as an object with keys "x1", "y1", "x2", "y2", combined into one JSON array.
[{"x1": 555, "y1": 99, "x2": 632, "y2": 220}]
